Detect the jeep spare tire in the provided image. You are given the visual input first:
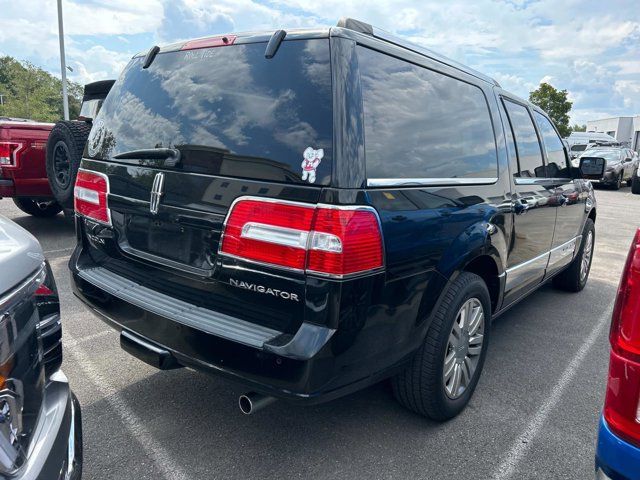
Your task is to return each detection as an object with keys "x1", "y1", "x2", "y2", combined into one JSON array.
[{"x1": 46, "y1": 120, "x2": 92, "y2": 209}]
